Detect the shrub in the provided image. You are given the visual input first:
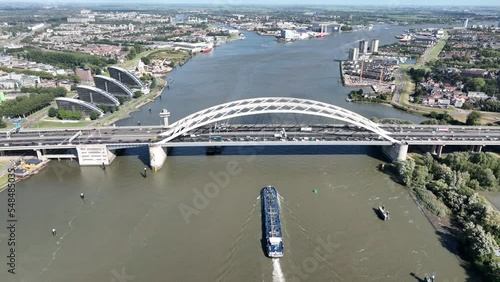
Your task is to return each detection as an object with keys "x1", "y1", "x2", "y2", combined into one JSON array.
[{"x1": 48, "y1": 107, "x2": 58, "y2": 117}]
